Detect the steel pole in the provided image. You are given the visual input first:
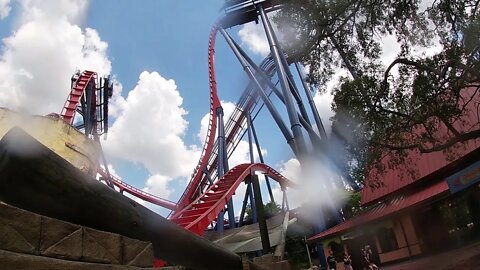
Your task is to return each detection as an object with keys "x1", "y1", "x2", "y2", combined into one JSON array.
[
  {"x1": 252, "y1": 175, "x2": 270, "y2": 254},
  {"x1": 216, "y1": 107, "x2": 236, "y2": 229},
  {"x1": 259, "y1": 6, "x2": 308, "y2": 158},
  {"x1": 228, "y1": 33, "x2": 323, "y2": 148},
  {"x1": 294, "y1": 62, "x2": 328, "y2": 140},
  {"x1": 219, "y1": 28, "x2": 298, "y2": 157},
  {"x1": 249, "y1": 113, "x2": 275, "y2": 203}
]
